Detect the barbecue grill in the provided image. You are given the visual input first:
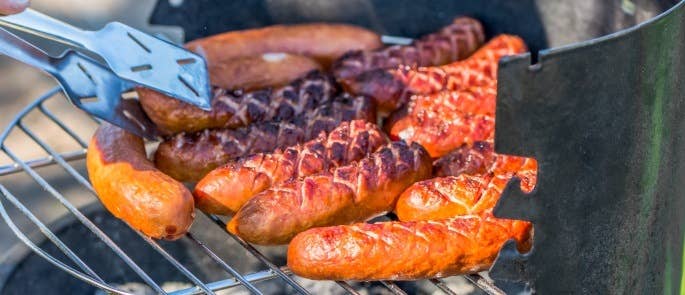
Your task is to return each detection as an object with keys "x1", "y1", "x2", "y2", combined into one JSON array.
[{"x1": 1, "y1": 0, "x2": 684, "y2": 294}]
